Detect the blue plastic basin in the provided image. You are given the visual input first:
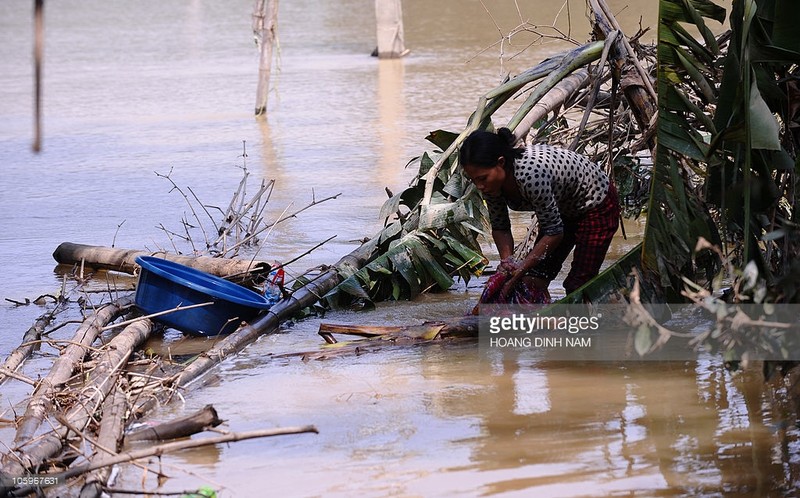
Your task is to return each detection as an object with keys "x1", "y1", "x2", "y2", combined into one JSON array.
[{"x1": 134, "y1": 256, "x2": 272, "y2": 336}]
